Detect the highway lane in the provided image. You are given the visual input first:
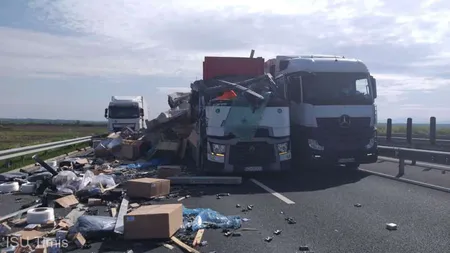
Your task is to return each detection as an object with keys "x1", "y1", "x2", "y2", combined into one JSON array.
[
  {"x1": 1, "y1": 165, "x2": 450, "y2": 252},
  {"x1": 361, "y1": 159, "x2": 450, "y2": 189},
  {"x1": 253, "y1": 169, "x2": 450, "y2": 253}
]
